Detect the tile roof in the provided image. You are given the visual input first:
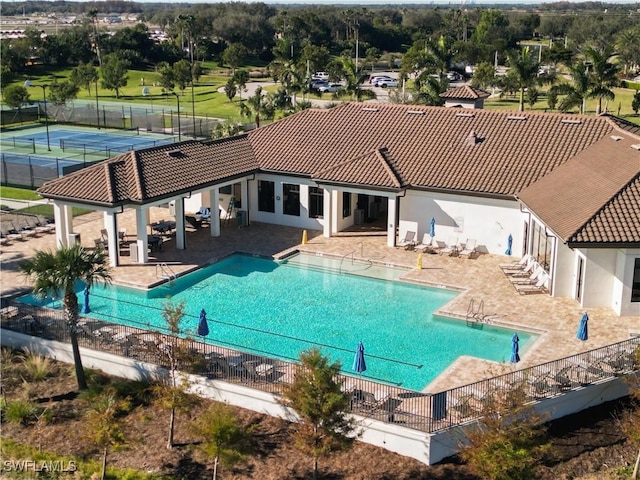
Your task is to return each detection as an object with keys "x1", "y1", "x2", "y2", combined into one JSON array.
[
  {"x1": 440, "y1": 85, "x2": 490, "y2": 100},
  {"x1": 38, "y1": 137, "x2": 258, "y2": 206},
  {"x1": 248, "y1": 103, "x2": 617, "y2": 196},
  {"x1": 312, "y1": 147, "x2": 405, "y2": 190},
  {"x1": 517, "y1": 132, "x2": 640, "y2": 245},
  {"x1": 37, "y1": 103, "x2": 639, "y2": 244}
]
